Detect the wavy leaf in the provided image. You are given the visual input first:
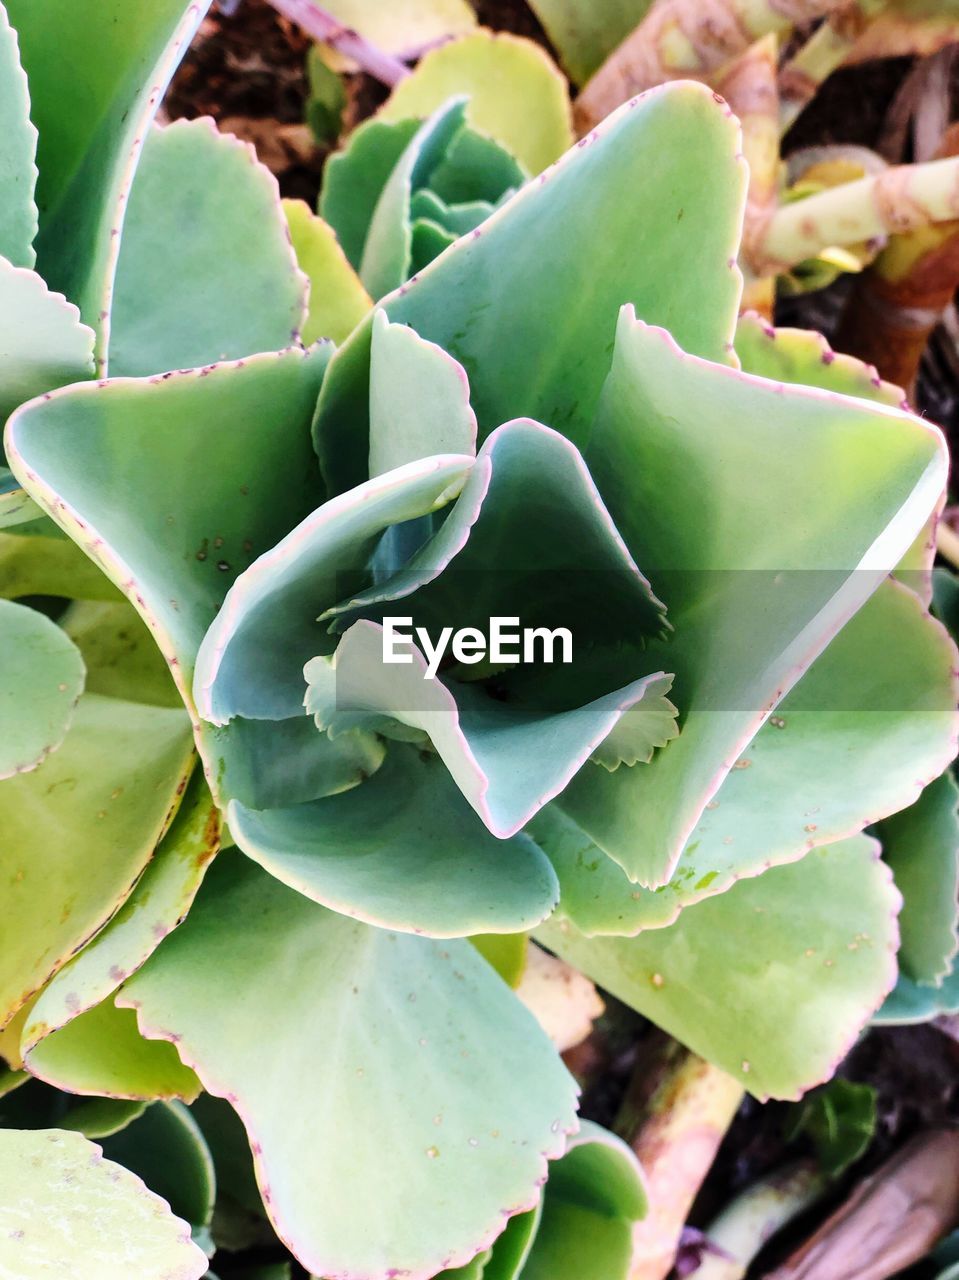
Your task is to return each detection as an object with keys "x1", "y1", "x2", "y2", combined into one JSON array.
[
  {"x1": 24, "y1": 999, "x2": 201, "y2": 1102},
  {"x1": 119, "y1": 852, "x2": 579, "y2": 1280},
  {"x1": 545, "y1": 578, "x2": 958, "y2": 934},
  {"x1": 7, "y1": 346, "x2": 332, "y2": 712},
  {"x1": 0, "y1": 1128, "x2": 207, "y2": 1279},
  {"x1": 0, "y1": 599, "x2": 85, "y2": 778},
  {"x1": 283, "y1": 198, "x2": 372, "y2": 345},
  {"x1": 361, "y1": 98, "x2": 469, "y2": 299},
  {"x1": 538, "y1": 835, "x2": 900, "y2": 1099},
  {"x1": 378, "y1": 30, "x2": 573, "y2": 175},
  {"x1": 0, "y1": 259, "x2": 95, "y2": 528},
  {"x1": 100, "y1": 1101, "x2": 215, "y2": 1244},
  {"x1": 369, "y1": 309, "x2": 477, "y2": 475},
  {"x1": 879, "y1": 771, "x2": 959, "y2": 988},
  {"x1": 0, "y1": 3, "x2": 38, "y2": 267},
  {"x1": 109, "y1": 118, "x2": 308, "y2": 377},
  {"x1": 194, "y1": 452, "x2": 471, "y2": 724},
  {"x1": 5, "y1": 0, "x2": 211, "y2": 362},
  {"x1": 227, "y1": 743, "x2": 559, "y2": 935},
  {"x1": 314, "y1": 82, "x2": 747, "y2": 495},
  {"x1": 558, "y1": 314, "x2": 948, "y2": 888},
  {"x1": 23, "y1": 770, "x2": 219, "y2": 1049},
  {"x1": 0, "y1": 694, "x2": 194, "y2": 1027},
  {"x1": 519, "y1": 1121, "x2": 646, "y2": 1280}
]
